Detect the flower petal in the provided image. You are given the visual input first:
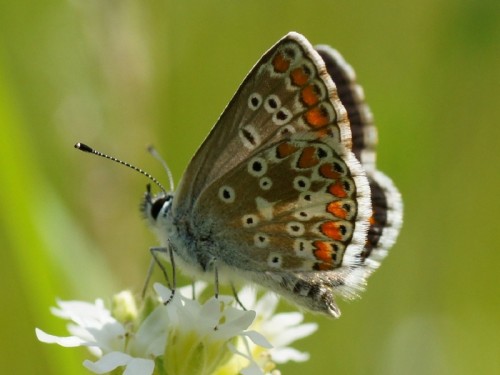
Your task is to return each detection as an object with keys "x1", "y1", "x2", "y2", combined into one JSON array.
[
  {"x1": 178, "y1": 281, "x2": 207, "y2": 298},
  {"x1": 199, "y1": 298, "x2": 224, "y2": 331},
  {"x1": 83, "y1": 351, "x2": 132, "y2": 373},
  {"x1": 214, "y1": 308, "x2": 256, "y2": 341},
  {"x1": 266, "y1": 312, "x2": 304, "y2": 329},
  {"x1": 35, "y1": 328, "x2": 85, "y2": 347},
  {"x1": 228, "y1": 343, "x2": 264, "y2": 375},
  {"x1": 268, "y1": 322, "x2": 317, "y2": 347},
  {"x1": 132, "y1": 305, "x2": 168, "y2": 357},
  {"x1": 240, "y1": 361, "x2": 264, "y2": 375},
  {"x1": 242, "y1": 331, "x2": 273, "y2": 349},
  {"x1": 153, "y1": 283, "x2": 174, "y2": 302},
  {"x1": 254, "y1": 292, "x2": 279, "y2": 320},
  {"x1": 52, "y1": 299, "x2": 114, "y2": 327},
  {"x1": 85, "y1": 321, "x2": 126, "y2": 352},
  {"x1": 123, "y1": 358, "x2": 155, "y2": 375},
  {"x1": 271, "y1": 347, "x2": 310, "y2": 363}
]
